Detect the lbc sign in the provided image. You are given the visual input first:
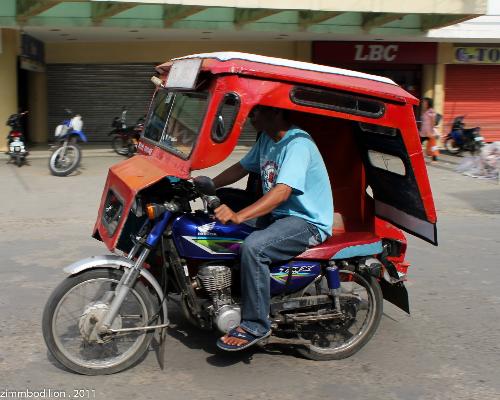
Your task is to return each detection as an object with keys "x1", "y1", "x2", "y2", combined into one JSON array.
[
  {"x1": 313, "y1": 42, "x2": 437, "y2": 65},
  {"x1": 354, "y1": 44, "x2": 399, "y2": 62}
]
